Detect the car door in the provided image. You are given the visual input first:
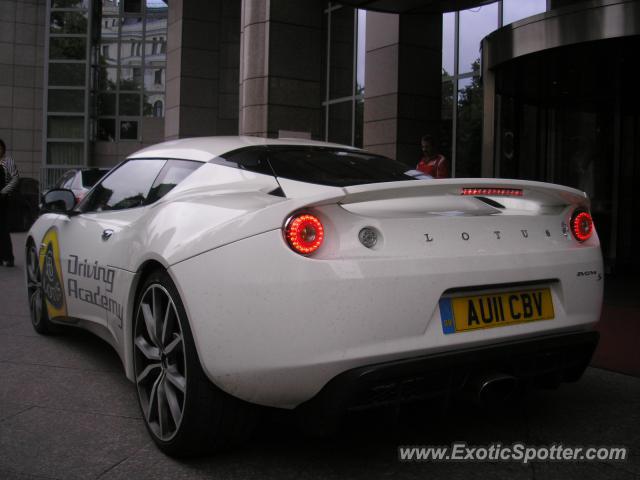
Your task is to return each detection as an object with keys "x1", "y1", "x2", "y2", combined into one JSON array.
[
  {"x1": 50, "y1": 159, "x2": 167, "y2": 339},
  {"x1": 101, "y1": 159, "x2": 203, "y2": 344}
]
